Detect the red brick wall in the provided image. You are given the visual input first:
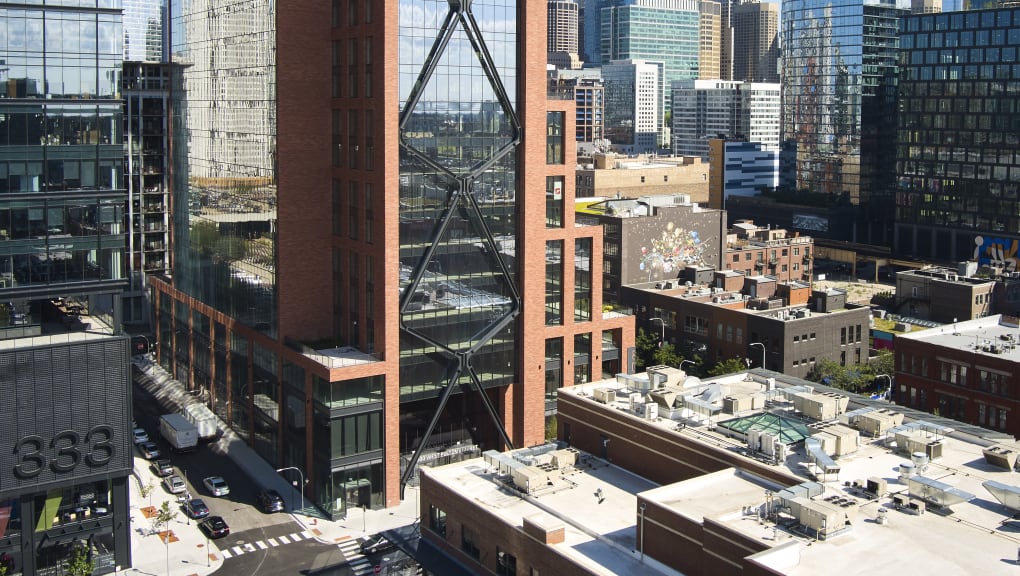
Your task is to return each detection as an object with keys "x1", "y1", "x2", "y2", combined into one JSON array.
[{"x1": 276, "y1": 3, "x2": 333, "y2": 342}]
